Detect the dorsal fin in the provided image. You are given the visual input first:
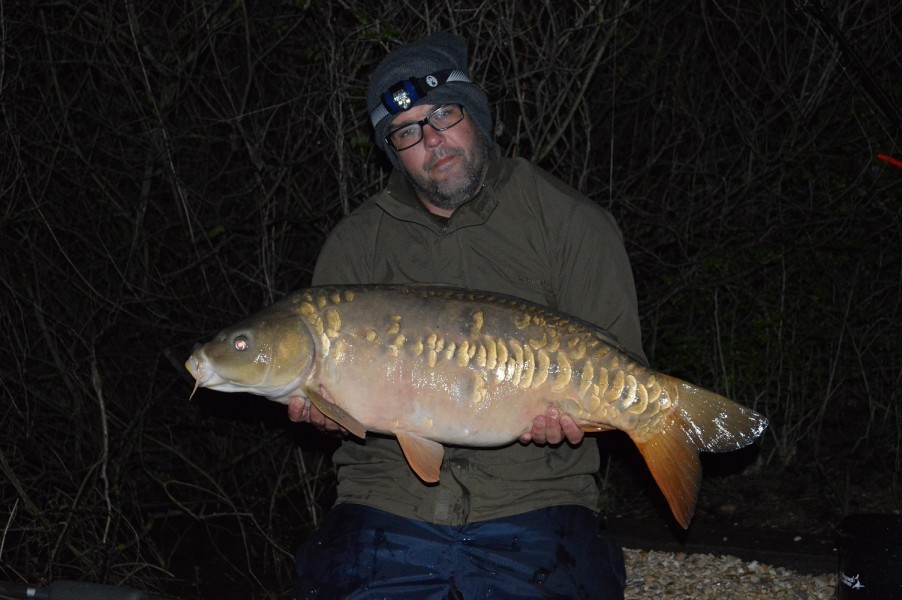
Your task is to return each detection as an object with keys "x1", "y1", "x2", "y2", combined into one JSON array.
[{"x1": 395, "y1": 431, "x2": 444, "y2": 483}]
